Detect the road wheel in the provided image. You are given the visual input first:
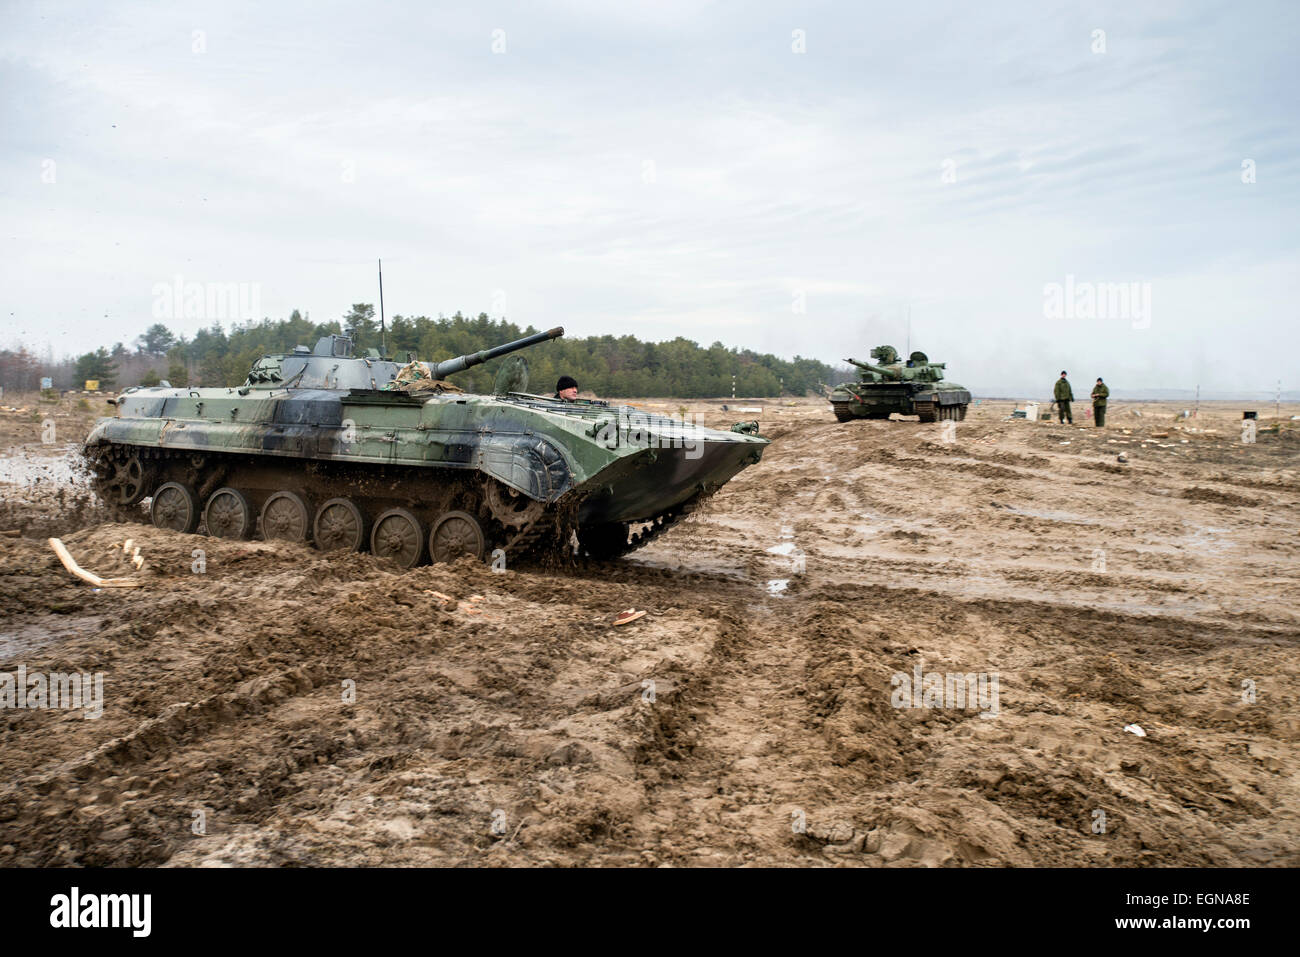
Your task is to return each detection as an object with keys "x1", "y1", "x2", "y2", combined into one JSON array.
[
  {"x1": 151, "y1": 482, "x2": 200, "y2": 533},
  {"x1": 260, "y1": 491, "x2": 311, "y2": 542},
  {"x1": 204, "y1": 487, "x2": 254, "y2": 539},
  {"x1": 429, "y1": 510, "x2": 486, "y2": 563},
  {"x1": 371, "y1": 508, "x2": 425, "y2": 568},
  {"x1": 314, "y1": 498, "x2": 367, "y2": 552}
]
